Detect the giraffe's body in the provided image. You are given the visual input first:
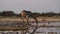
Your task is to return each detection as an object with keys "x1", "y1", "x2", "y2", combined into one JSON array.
[
  {"x1": 20, "y1": 10, "x2": 38, "y2": 34},
  {"x1": 20, "y1": 10, "x2": 38, "y2": 23},
  {"x1": 21, "y1": 10, "x2": 32, "y2": 18}
]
